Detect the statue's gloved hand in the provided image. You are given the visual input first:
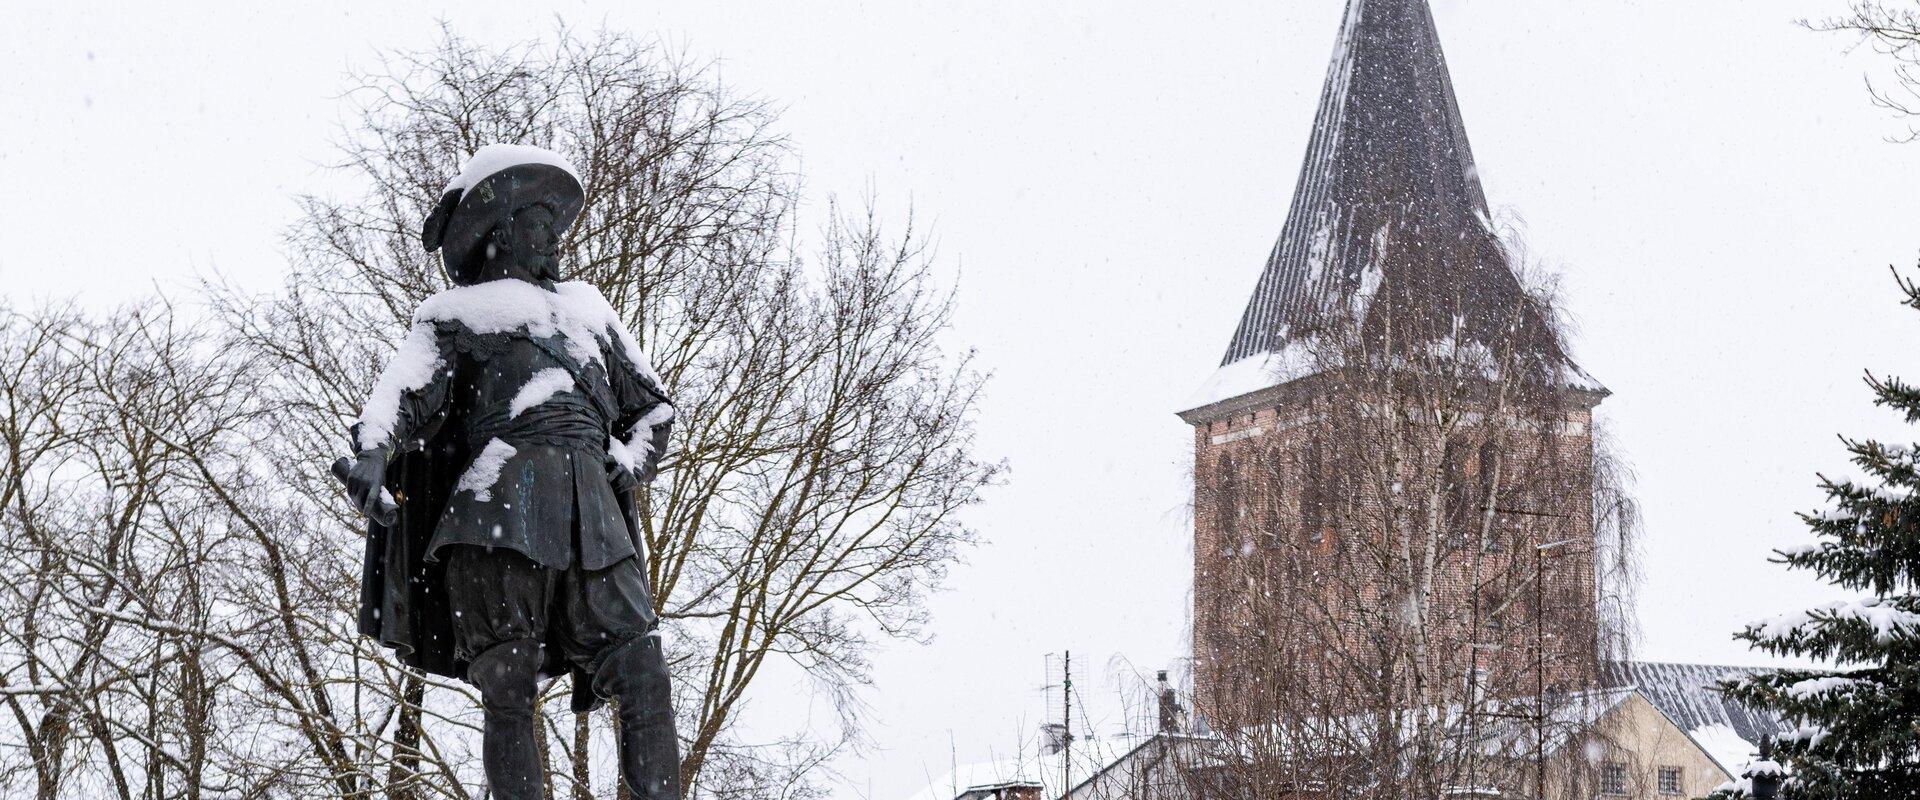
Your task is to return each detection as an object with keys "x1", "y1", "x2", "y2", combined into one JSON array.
[
  {"x1": 637, "y1": 422, "x2": 670, "y2": 488},
  {"x1": 607, "y1": 458, "x2": 640, "y2": 495},
  {"x1": 345, "y1": 446, "x2": 397, "y2": 526}
]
